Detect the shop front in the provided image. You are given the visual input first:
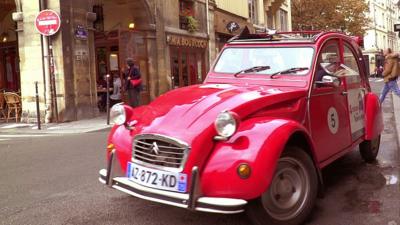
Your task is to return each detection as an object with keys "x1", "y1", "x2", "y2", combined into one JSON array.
[
  {"x1": 93, "y1": 0, "x2": 155, "y2": 107},
  {"x1": 167, "y1": 34, "x2": 208, "y2": 89}
]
